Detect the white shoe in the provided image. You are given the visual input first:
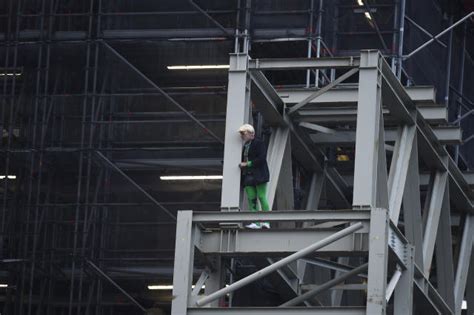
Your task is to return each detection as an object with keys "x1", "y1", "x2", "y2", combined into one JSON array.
[
  {"x1": 245, "y1": 223, "x2": 261, "y2": 229},
  {"x1": 261, "y1": 222, "x2": 270, "y2": 229}
]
